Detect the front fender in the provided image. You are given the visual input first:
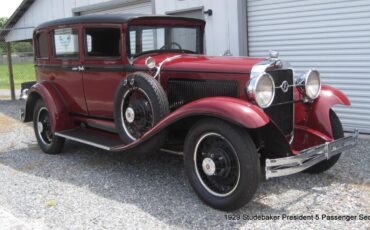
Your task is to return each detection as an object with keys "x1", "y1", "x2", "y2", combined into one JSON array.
[
  {"x1": 165, "y1": 97, "x2": 270, "y2": 129},
  {"x1": 23, "y1": 81, "x2": 73, "y2": 132},
  {"x1": 142, "y1": 97, "x2": 270, "y2": 139},
  {"x1": 306, "y1": 85, "x2": 350, "y2": 138},
  {"x1": 112, "y1": 97, "x2": 270, "y2": 151}
]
